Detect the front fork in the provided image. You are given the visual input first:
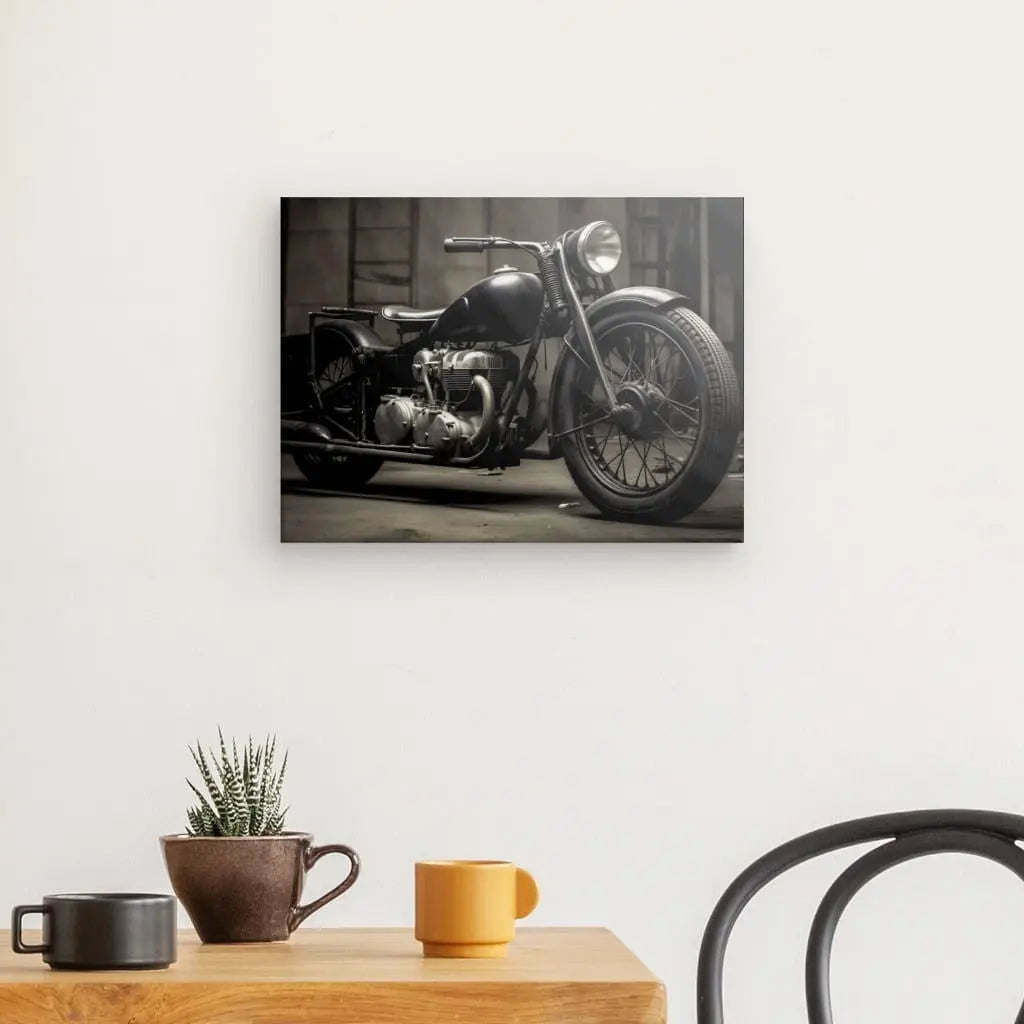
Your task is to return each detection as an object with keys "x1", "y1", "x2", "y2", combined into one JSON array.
[
  {"x1": 551, "y1": 241, "x2": 632, "y2": 427},
  {"x1": 500, "y1": 242, "x2": 633, "y2": 449}
]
